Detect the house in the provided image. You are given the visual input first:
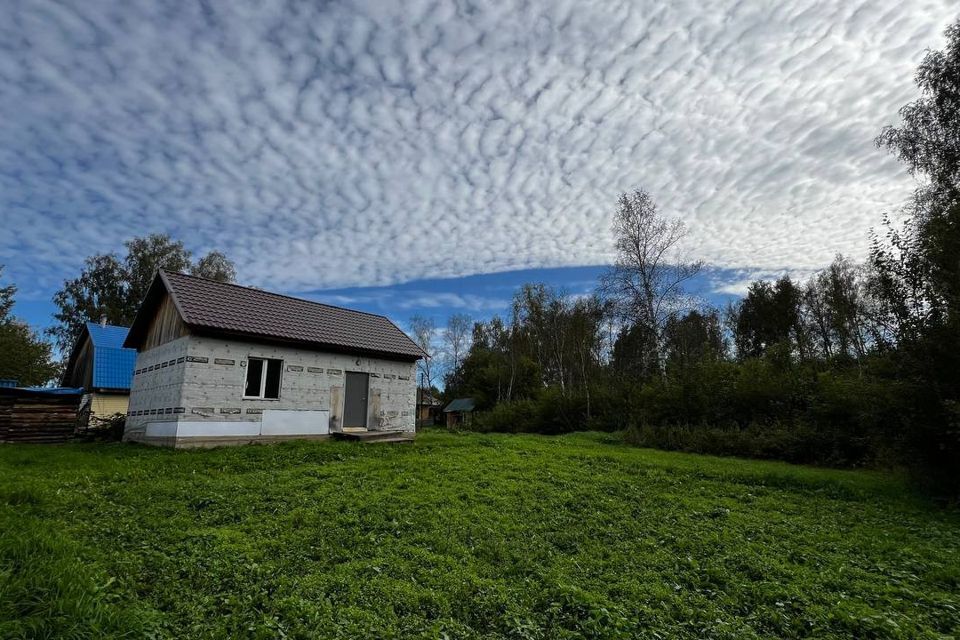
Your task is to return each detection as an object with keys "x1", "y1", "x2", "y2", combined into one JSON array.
[
  {"x1": 443, "y1": 398, "x2": 475, "y2": 427},
  {"x1": 122, "y1": 270, "x2": 425, "y2": 447},
  {"x1": 61, "y1": 321, "x2": 137, "y2": 423},
  {"x1": 416, "y1": 388, "x2": 442, "y2": 426}
]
